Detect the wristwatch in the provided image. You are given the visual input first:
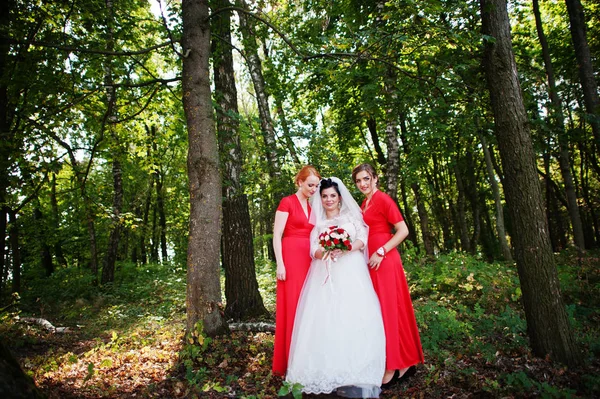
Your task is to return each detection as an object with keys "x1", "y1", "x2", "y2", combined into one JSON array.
[{"x1": 376, "y1": 247, "x2": 386, "y2": 257}]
